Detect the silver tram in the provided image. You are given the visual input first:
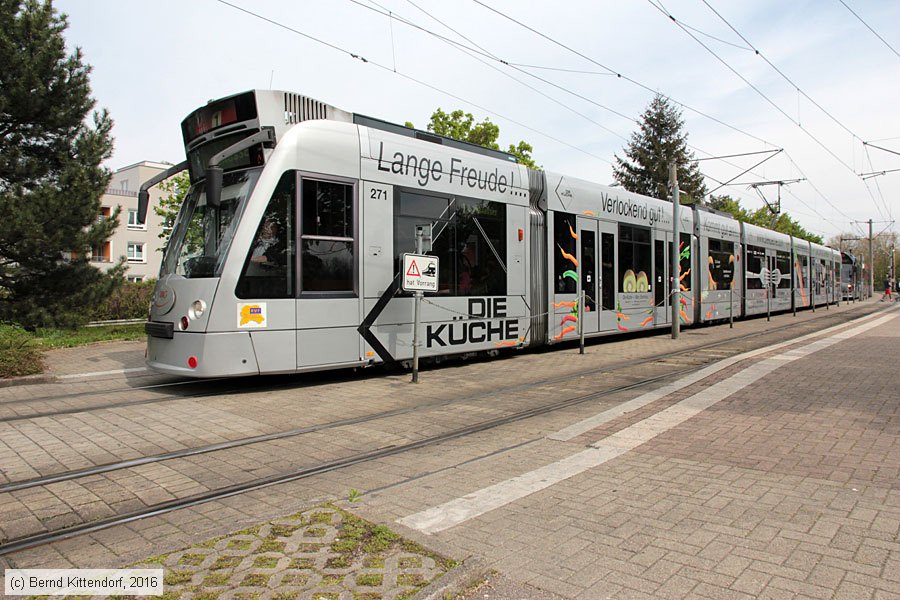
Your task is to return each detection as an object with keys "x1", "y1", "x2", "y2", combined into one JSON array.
[{"x1": 139, "y1": 90, "x2": 843, "y2": 377}]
